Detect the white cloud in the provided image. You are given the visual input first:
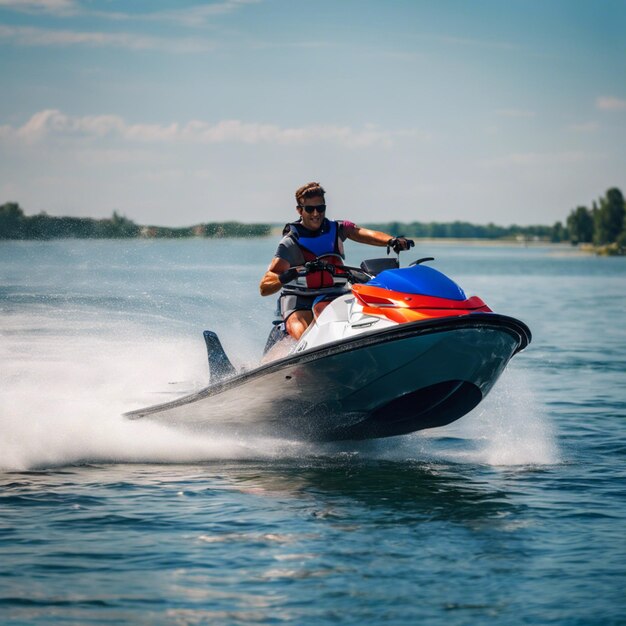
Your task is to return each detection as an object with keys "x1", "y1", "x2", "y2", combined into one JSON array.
[
  {"x1": 0, "y1": 24, "x2": 215, "y2": 52},
  {"x1": 143, "y1": 0, "x2": 262, "y2": 27},
  {"x1": 0, "y1": 0, "x2": 261, "y2": 25},
  {"x1": 0, "y1": 109, "x2": 419, "y2": 149},
  {"x1": 18, "y1": 109, "x2": 126, "y2": 139},
  {"x1": 596, "y1": 96, "x2": 626, "y2": 111},
  {"x1": 0, "y1": 0, "x2": 76, "y2": 13}
]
